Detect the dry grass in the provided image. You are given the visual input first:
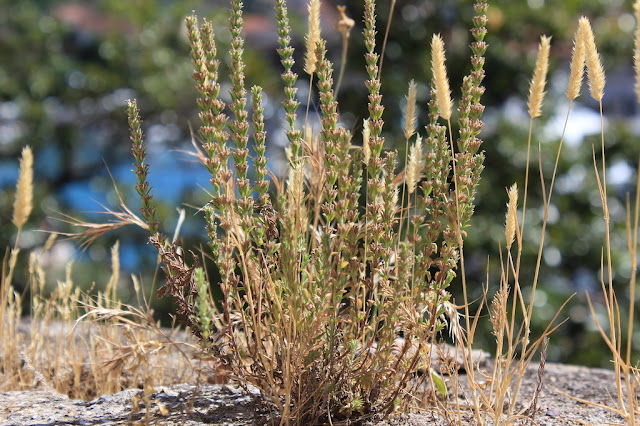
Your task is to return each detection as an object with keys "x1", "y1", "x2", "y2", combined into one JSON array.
[
  {"x1": 458, "y1": 9, "x2": 640, "y2": 426},
  {"x1": 4, "y1": 1, "x2": 640, "y2": 426},
  {"x1": 0, "y1": 239, "x2": 208, "y2": 401},
  {"x1": 1, "y1": 168, "x2": 210, "y2": 401}
]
